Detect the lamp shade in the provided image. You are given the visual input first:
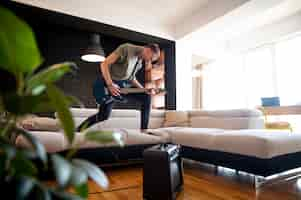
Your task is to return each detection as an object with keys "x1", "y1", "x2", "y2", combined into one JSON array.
[{"x1": 81, "y1": 33, "x2": 105, "y2": 62}]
